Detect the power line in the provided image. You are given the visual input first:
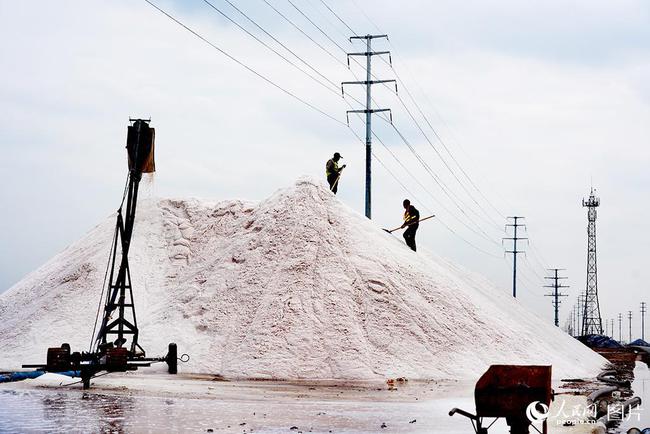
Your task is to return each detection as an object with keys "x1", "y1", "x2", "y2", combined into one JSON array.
[
  {"x1": 503, "y1": 256, "x2": 544, "y2": 298},
  {"x1": 342, "y1": 34, "x2": 394, "y2": 219},
  {"x1": 353, "y1": 58, "x2": 507, "y2": 234},
  {"x1": 202, "y1": 0, "x2": 372, "y2": 111},
  {"x1": 339, "y1": 0, "x2": 511, "y2": 225},
  {"x1": 527, "y1": 241, "x2": 551, "y2": 274},
  {"x1": 283, "y1": 0, "x2": 386, "y2": 82},
  {"x1": 370, "y1": 130, "x2": 501, "y2": 254},
  {"x1": 317, "y1": 0, "x2": 358, "y2": 36},
  {"x1": 642, "y1": 301, "x2": 647, "y2": 342},
  {"x1": 345, "y1": 101, "x2": 503, "y2": 257},
  {"x1": 350, "y1": 120, "x2": 493, "y2": 261},
  {"x1": 350, "y1": 0, "x2": 382, "y2": 34},
  {"x1": 215, "y1": 0, "x2": 342, "y2": 90},
  {"x1": 145, "y1": 0, "x2": 510, "y2": 262},
  {"x1": 390, "y1": 92, "x2": 504, "y2": 231},
  {"x1": 504, "y1": 216, "x2": 528, "y2": 298},
  {"x1": 142, "y1": 0, "x2": 345, "y2": 126},
  {"x1": 389, "y1": 122, "x2": 502, "y2": 246},
  {"x1": 357, "y1": 55, "x2": 507, "y2": 233},
  {"x1": 345, "y1": 101, "x2": 504, "y2": 257},
  {"x1": 259, "y1": 0, "x2": 392, "y2": 120},
  {"x1": 628, "y1": 310, "x2": 633, "y2": 343},
  {"x1": 521, "y1": 257, "x2": 546, "y2": 283},
  {"x1": 201, "y1": 0, "x2": 344, "y2": 98},
  {"x1": 261, "y1": 0, "x2": 348, "y2": 68},
  {"x1": 387, "y1": 64, "x2": 508, "y2": 223},
  {"x1": 286, "y1": 0, "x2": 349, "y2": 54},
  {"x1": 353, "y1": 115, "x2": 503, "y2": 258},
  {"x1": 302, "y1": 0, "x2": 352, "y2": 42},
  {"x1": 544, "y1": 268, "x2": 569, "y2": 327},
  {"x1": 282, "y1": 0, "x2": 509, "y2": 245},
  {"x1": 350, "y1": 45, "x2": 508, "y2": 236}
]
